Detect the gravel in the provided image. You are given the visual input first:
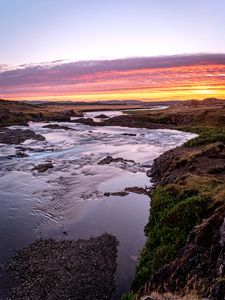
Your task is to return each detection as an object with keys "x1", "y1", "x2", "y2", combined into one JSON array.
[{"x1": 7, "y1": 233, "x2": 118, "y2": 300}]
